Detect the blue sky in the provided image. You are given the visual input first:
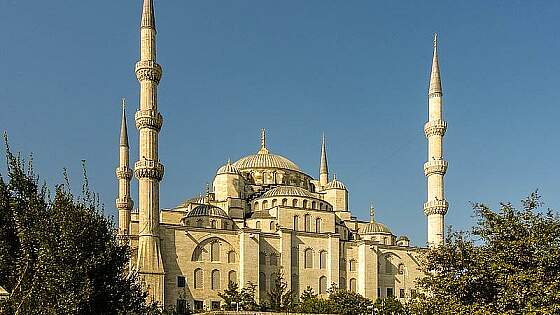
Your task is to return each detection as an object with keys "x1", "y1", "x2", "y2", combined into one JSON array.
[{"x1": 1, "y1": 1, "x2": 559, "y2": 246}]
